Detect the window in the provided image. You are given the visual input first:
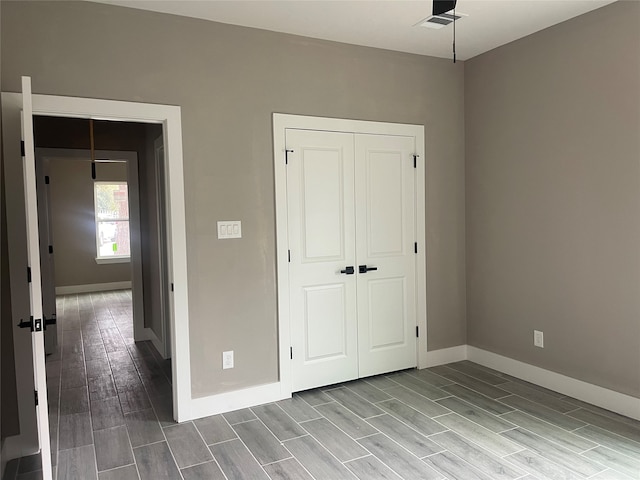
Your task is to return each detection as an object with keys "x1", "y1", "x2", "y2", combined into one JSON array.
[{"x1": 94, "y1": 182, "x2": 130, "y2": 263}]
